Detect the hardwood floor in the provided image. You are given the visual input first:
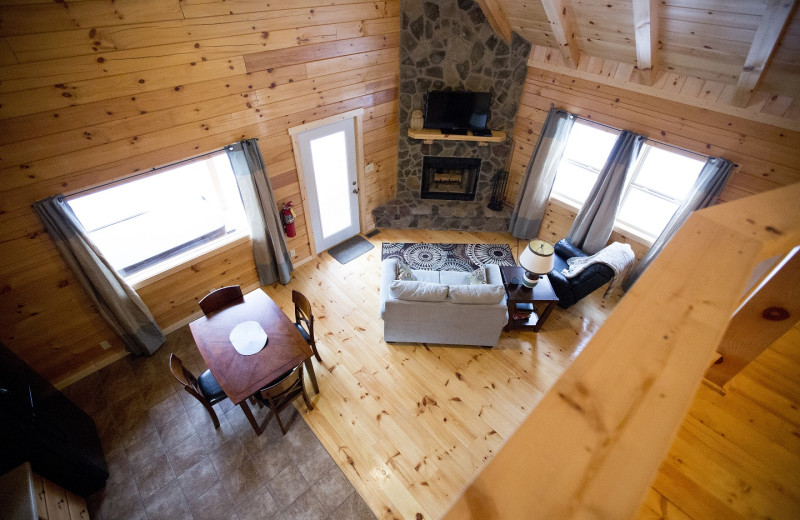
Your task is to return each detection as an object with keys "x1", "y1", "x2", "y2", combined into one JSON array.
[
  {"x1": 262, "y1": 228, "x2": 800, "y2": 520},
  {"x1": 638, "y1": 326, "x2": 800, "y2": 520},
  {"x1": 263, "y1": 228, "x2": 618, "y2": 519}
]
